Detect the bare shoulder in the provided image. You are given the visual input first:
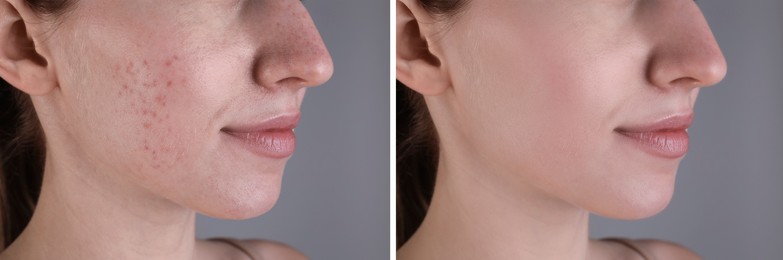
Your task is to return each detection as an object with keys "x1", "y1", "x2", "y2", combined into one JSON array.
[
  {"x1": 238, "y1": 239, "x2": 309, "y2": 260},
  {"x1": 634, "y1": 239, "x2": 702, "y2": 260}
]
